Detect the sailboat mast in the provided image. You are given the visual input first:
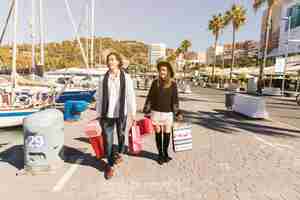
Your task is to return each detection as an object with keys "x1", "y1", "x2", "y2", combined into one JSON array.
[
  {"x1": 91, "y1": 0, "x2": 95, "y2": 68},
  {"x1": 86, "y1": 3, "x2": 89, "y2": 67},
  {"x1": 99, "y1": 37, "x2": 102, "y2": 65},
  {"x1": 39, "y1": 0, "x2": 45, "y2": 67},
  {"x1": 64, "y1": 0, "x2": 89, "y2": 69},
  {"x1": 31, "y1": 0, "x2": 36, "y2": 77},
  {"x1": 11, "y1": 0, "x2": 18, "y2": 105}
]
